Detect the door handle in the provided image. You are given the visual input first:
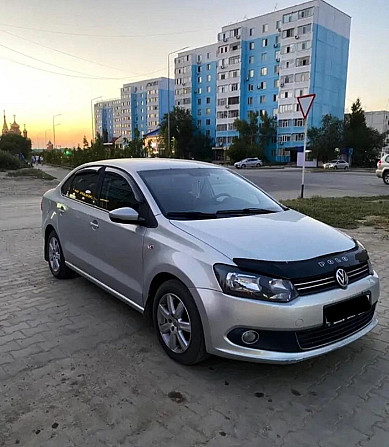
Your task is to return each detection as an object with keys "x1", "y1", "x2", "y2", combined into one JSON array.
[{"x1": 90, "y1": 220, "x2": 99, "y2": 230}]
